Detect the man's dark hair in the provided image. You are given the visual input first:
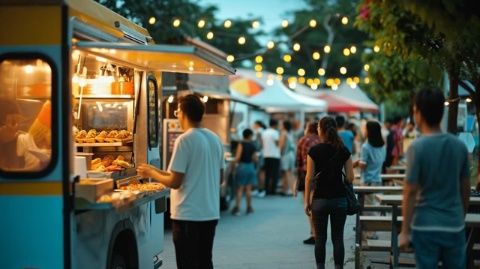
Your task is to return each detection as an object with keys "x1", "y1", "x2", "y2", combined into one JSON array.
[
  {"x1": 178, "y1": 94, "x2": 205, "y2": 123},
  {"x1": 269, "y1": 119, "x2": 278, "y2": 128},
  {"x1": 335, "y1": 115, "x2": 346, "y2": 129},
  {"x1": 306, "y1": 122, "x2": 317, "y2": 134},
  {"x1": 242, "y1": 128, "x2": 253, "y2": 139},
  {"x1": 254, "y1": 120, "x2": 266, "y2": 129},
  {"x1": 414, "y1": 88, "x2": 445, "y2": 126},
  {"x1": 283, "y1": 120, "x2": 292, "y2": 131}
]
